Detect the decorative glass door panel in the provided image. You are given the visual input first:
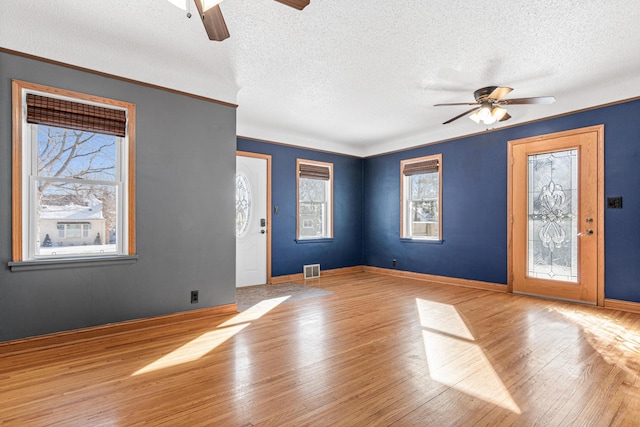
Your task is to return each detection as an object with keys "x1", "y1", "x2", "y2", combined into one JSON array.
[
  {"x1": 510, "y1": 127, "x2": 602, "y2": 305},
  {"x1": 527, "y1": 150, "x2": 578, "y2": 282},
  {"x1": 235, "y1": 172, "x2": 252, "y2": 237}
]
